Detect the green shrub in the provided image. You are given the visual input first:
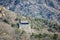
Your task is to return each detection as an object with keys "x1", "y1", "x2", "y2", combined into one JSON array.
[
  {"x1": 31, "y1": 33, "x2": 42, "y2": 38},
  {"x1": 15, "y1": 18, "x2": 19, "y2": 21},
  {"x1": 42, "y1": 33, "x2": 49, "y2": 37},
  {"x1": 11, "y1": 23, "x2": 19, "y2": 28},
  {"x1": 15, "y1": 28, "x2": 20, "y2": 34},
  {"x1": 3, "y1": 19, "x2": 9, "y2": 24},
  {"x1": 21, "y1": 31, "x2": 25, "y2": 34},
  {"x1": 53, "y1": 34, "x2": 58, "y2": 40},
  {"x1": 38, "y1": 34, "x2": 42, "y2": 38}
]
